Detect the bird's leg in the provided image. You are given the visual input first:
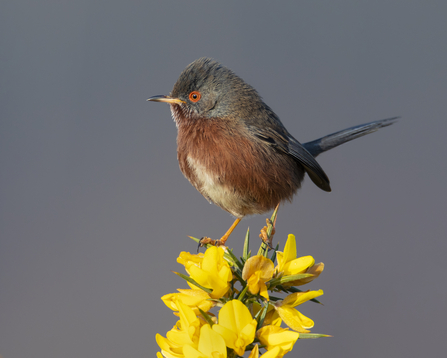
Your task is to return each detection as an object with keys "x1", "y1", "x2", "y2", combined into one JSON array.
[
  {"x1": 199, "y1": 218, "x2": 242, "y2": 247},
  {"x1": 259, "y1": 218, "x2": 276, "y2": 249}
]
